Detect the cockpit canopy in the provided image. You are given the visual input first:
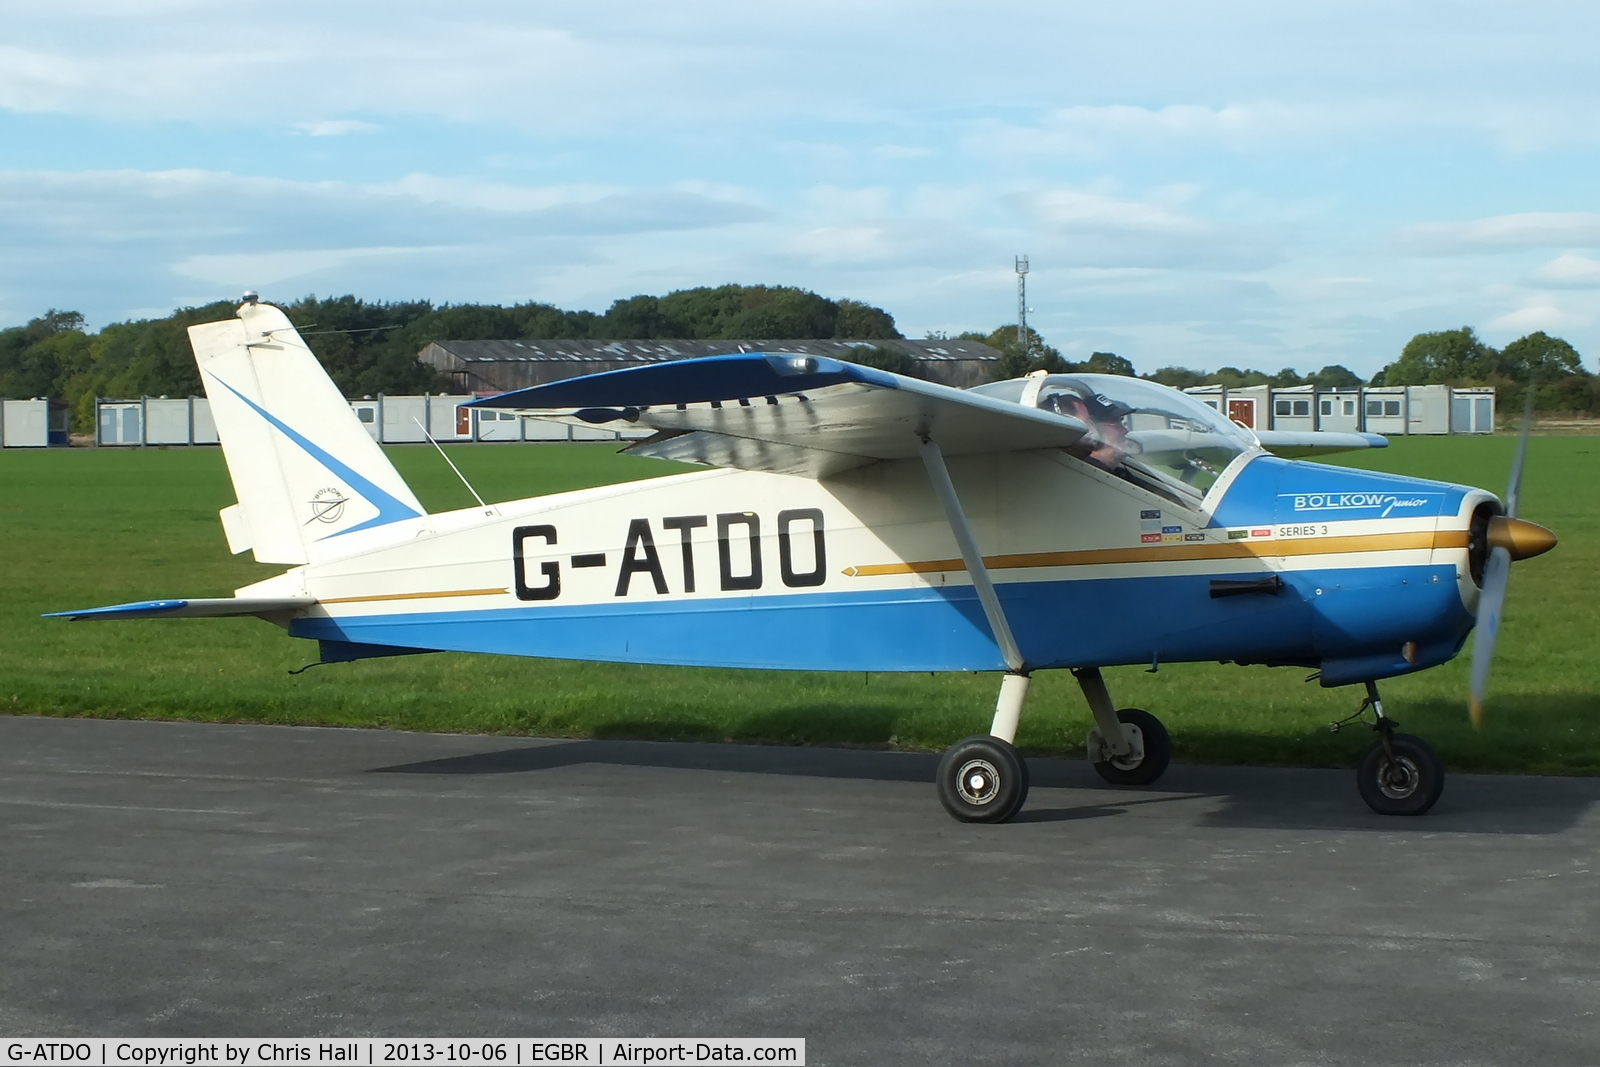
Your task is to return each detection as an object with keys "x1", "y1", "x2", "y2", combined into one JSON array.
[{"x1": 969, "y1": 373, "x2": 1259, "y2": 501}]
